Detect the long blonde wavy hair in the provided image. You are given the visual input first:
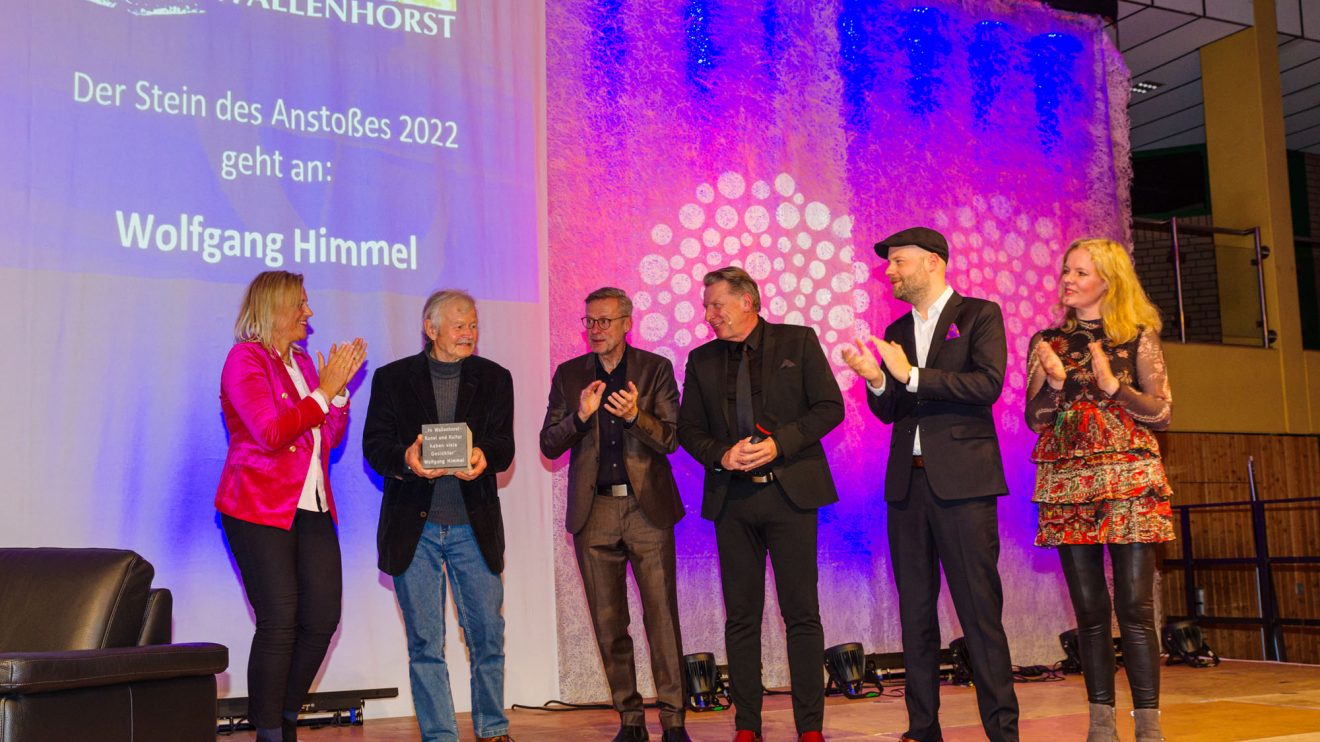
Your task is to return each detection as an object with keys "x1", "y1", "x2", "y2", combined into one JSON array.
[{"x1": 1059, "y1": 238, "x2": 1162, "y2": 345}]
